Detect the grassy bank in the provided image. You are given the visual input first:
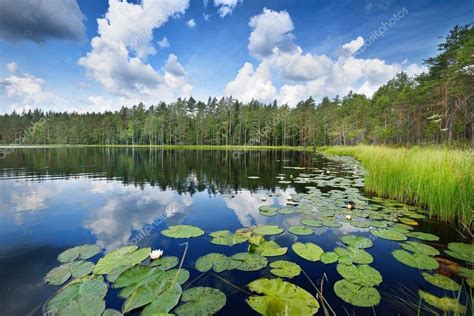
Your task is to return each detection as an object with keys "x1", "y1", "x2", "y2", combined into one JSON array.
[{"x1": 322, "y1": 145, "x2": 473, "y2": 224}]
